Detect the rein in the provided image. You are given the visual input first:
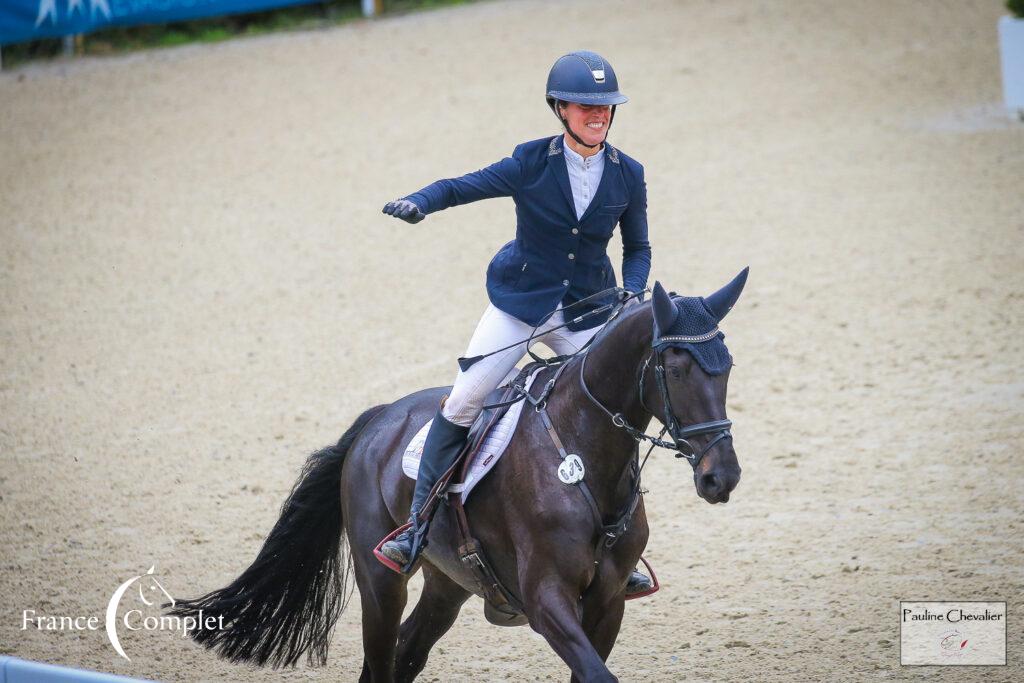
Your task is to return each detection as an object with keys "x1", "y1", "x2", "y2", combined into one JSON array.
[
  {"x1": 458, "y1": 287, "x2": 634, "y2": 372},
  {"x1": 523, "y1": 358, "x2": 644, "y2": 553},
  {"x1": 477, "y1": 288, "x2": 645, "y2": 412}
]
